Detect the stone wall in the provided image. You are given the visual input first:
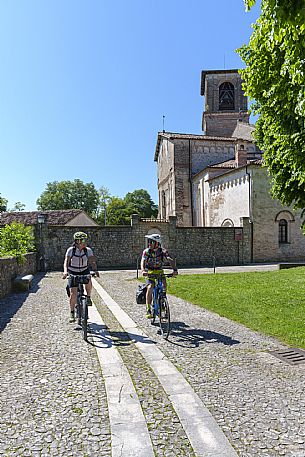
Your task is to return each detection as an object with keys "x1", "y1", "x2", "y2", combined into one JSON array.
[
  {"x1": 0, "y1": 253, "x2": 37, "y2": 299},
  {"x1": 251, "y1": 168, "x2": 305, "y2": 262},
  {"x1": 38, "y1": 215, "x2": 251, "y2": 271}
]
